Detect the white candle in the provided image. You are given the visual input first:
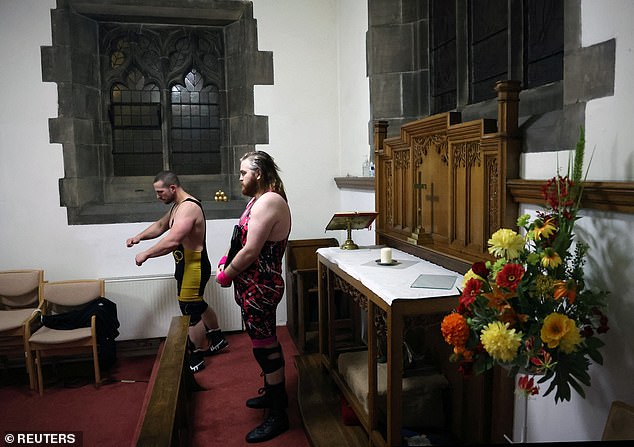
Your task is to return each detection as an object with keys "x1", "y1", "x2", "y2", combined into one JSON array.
[{"x1": 380, "y1": 247, "x2": 392, "y2": 264}]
